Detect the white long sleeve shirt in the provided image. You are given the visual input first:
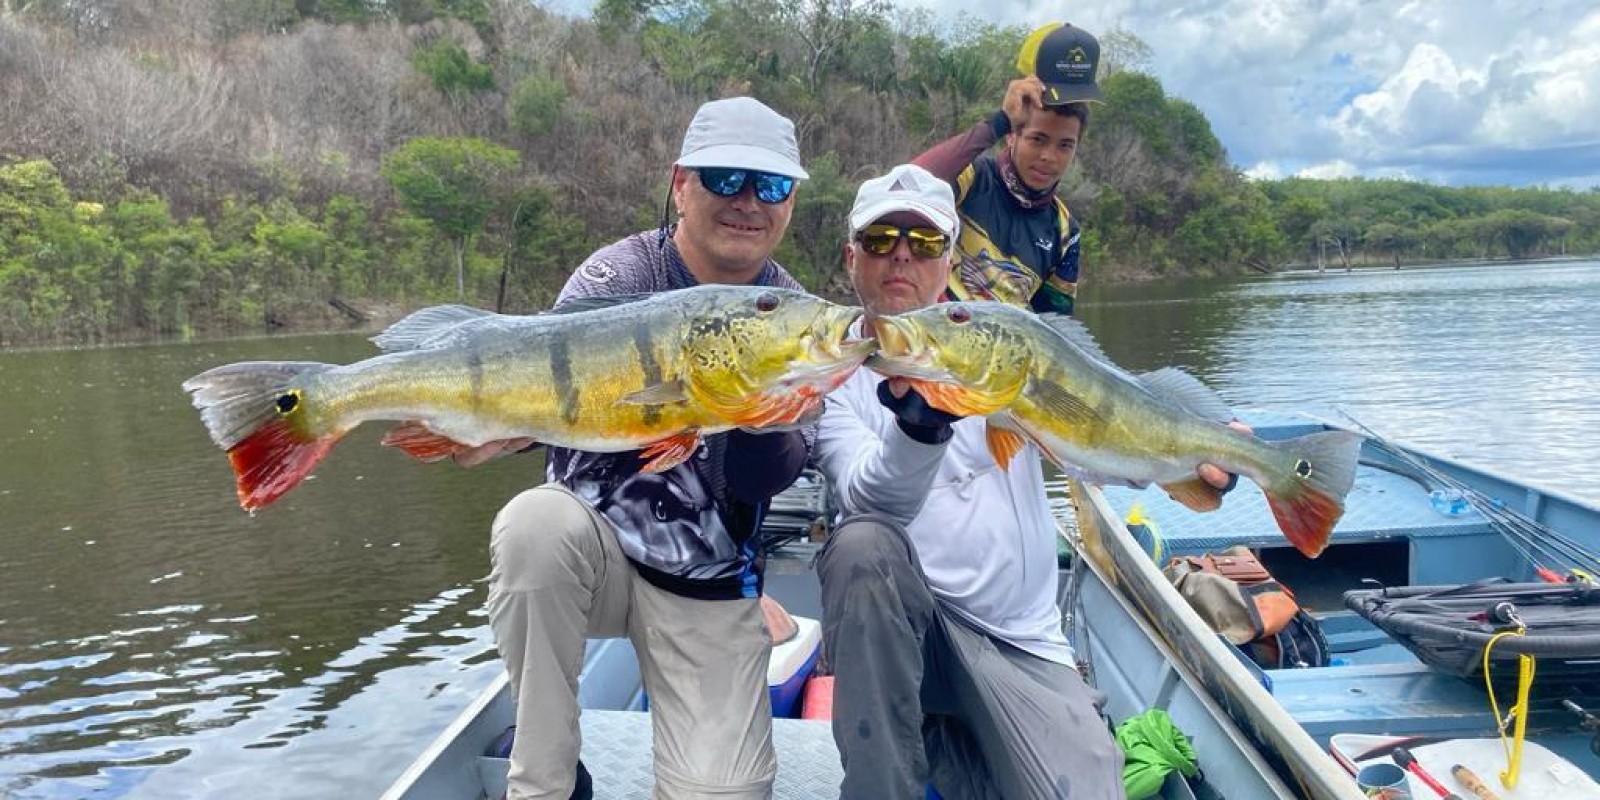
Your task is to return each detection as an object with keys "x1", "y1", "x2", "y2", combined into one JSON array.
[{"x1": 813, "y1": 367, "x2": 1073, "y2": 665}]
